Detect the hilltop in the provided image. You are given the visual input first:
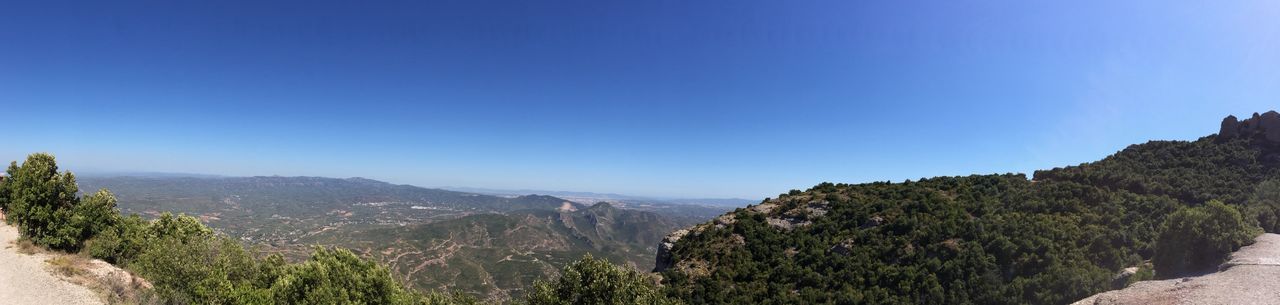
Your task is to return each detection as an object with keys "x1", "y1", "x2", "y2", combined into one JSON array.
[{"x1": 657, "y1": 112, "x2": 1280, "y2": 304}]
